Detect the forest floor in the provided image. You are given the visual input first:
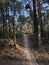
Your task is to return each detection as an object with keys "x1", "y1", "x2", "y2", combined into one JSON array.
[{"x1": 0, "y1": 34, "x2": 49, "y2": 65}]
